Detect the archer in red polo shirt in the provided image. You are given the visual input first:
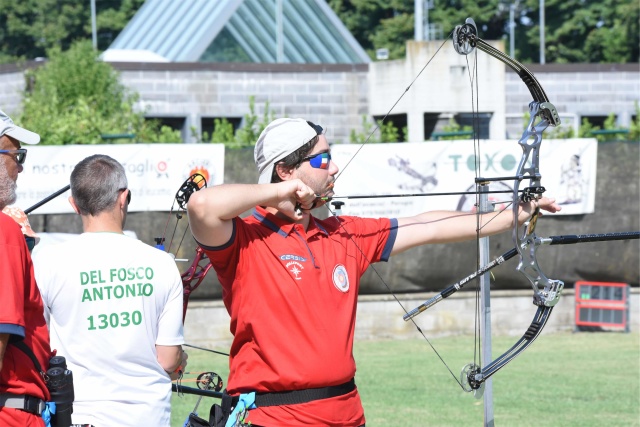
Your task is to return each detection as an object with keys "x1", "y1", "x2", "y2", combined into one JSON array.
[
  {"x1": 201, "y1": 205, "x2": 396, "y2": 426},
  {"x1": 188, "y1": 118, "x2": 561, "y2": 427},
  {"x1": 0, "y1": 109, "x2": 51, "y2": 427}
]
